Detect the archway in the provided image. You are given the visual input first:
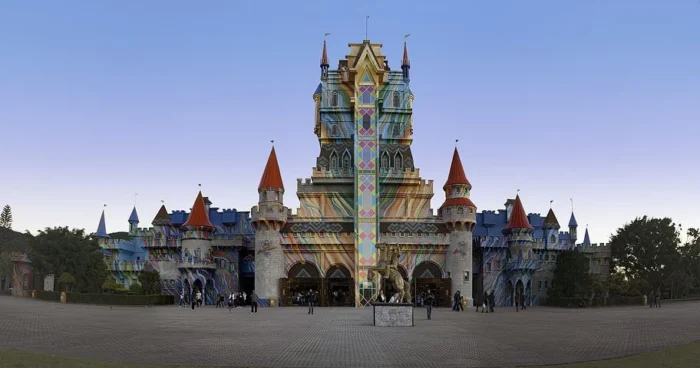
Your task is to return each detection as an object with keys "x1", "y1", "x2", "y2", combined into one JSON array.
[
  {"x1": 192, "y1": 279, "x2": 203, "y2": 307},
  {"x1": 182, "y1": 279, "x2": 191, "y2": 304},
  {"x1": 284, "y1": 262, "x2": 322, "y2": 307},
  {"x1": 325, "y1": 264, "x2": 354, "y2": 307},
  {"x1": 412, "y1": 261, "x2": 447, "y2": 307},
  {"x1": 526, "y1": 280, "x2": 532, "y2": 307}
]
